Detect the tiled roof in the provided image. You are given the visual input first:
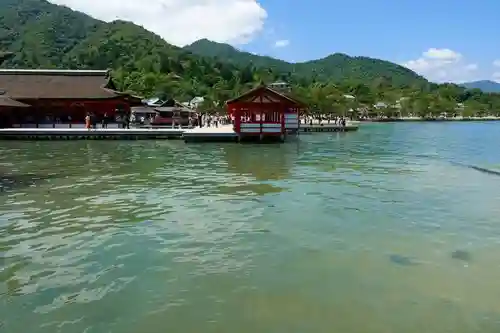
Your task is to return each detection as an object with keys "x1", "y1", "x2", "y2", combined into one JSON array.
[
  {"x1": 131, "y1": 106, "x2": 158, "y2": 113},
  {"x1": 226, "y1": 84, "x2": 305, "y2": 106},
  {"x1": 0, "y1": 95, "x2": 30, "y2": 107},
  {"x1": 154, "y1": 106, "x2": 195, "y2": 113},
  {"x1": 0, "y1": 69, "x2": 122, "y2": 99}
]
